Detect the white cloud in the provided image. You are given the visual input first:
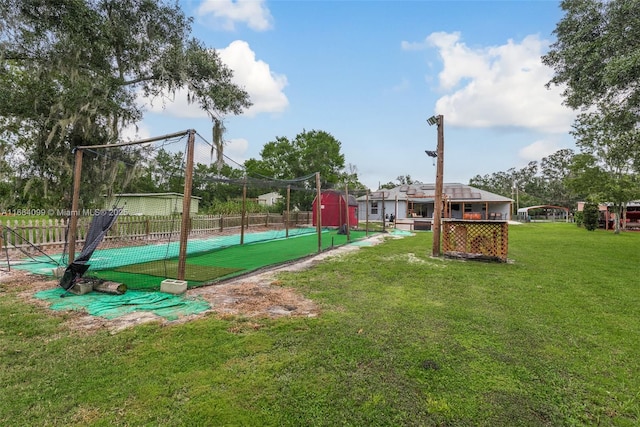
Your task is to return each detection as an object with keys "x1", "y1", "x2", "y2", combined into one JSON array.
[
  {"x1": 197, "y1": 0, "x2": 273, "y2": 31},
  {"x1": 225, "y1": 138, "x2": 249, "y2": 164},
  {"x1": 519, "y1": 139, "x2": 562, "y2": 163},
  {"x1": 422, "y1": 32, "x2": 575, "y2": 134},
  {"x1": 143, "y1": 40, "x2": 288, "y2": 119},
  {"x1": 400, "y1": 38, "x2": 431, "y2": 51},
  {"x1": 120, "y1": 123, "x2": 152, "y2": 142},
  {"x1": 218, "y1": 40, "x2": 289, "y2": 117}
]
